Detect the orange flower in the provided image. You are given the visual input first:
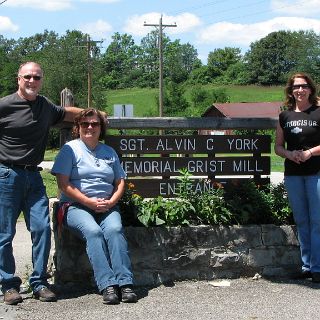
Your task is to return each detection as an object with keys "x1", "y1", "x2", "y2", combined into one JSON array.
[{"x1": 127, "y1": 182, "x2": 135, "y2": 190}]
